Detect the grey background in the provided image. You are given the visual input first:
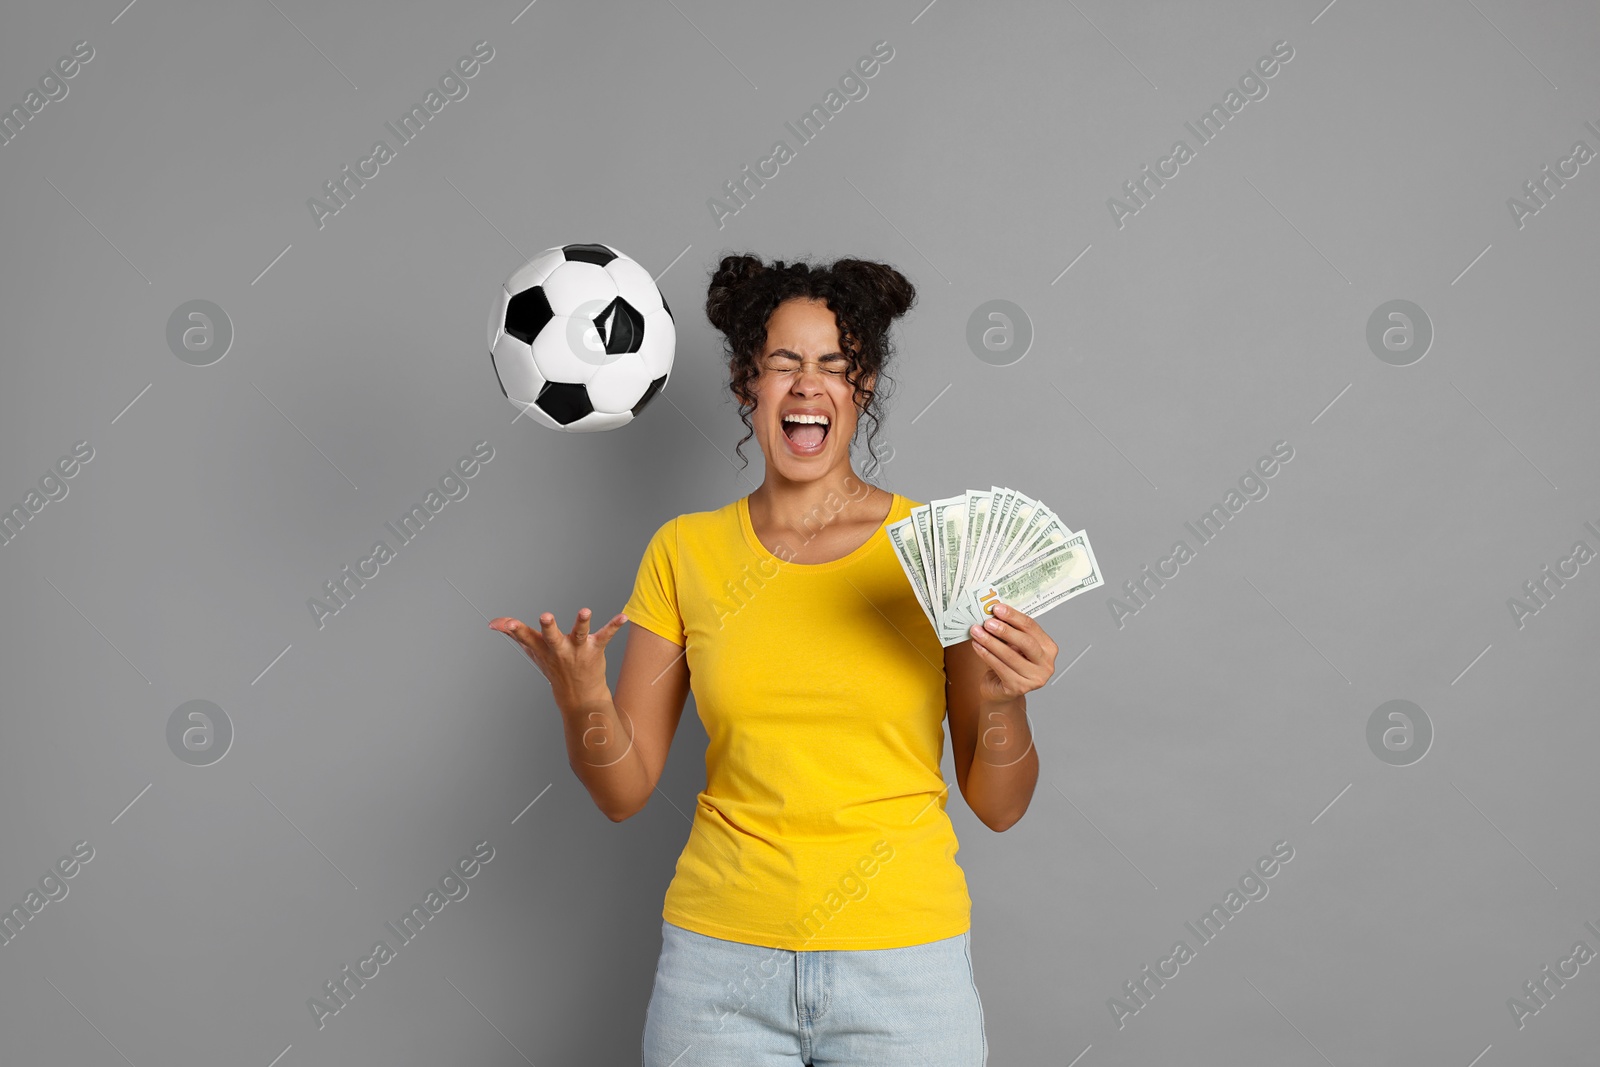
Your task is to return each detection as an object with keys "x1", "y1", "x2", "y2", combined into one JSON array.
[{"x1": 1, "y1": 0, "x2": 1596, "y2": 1064}]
